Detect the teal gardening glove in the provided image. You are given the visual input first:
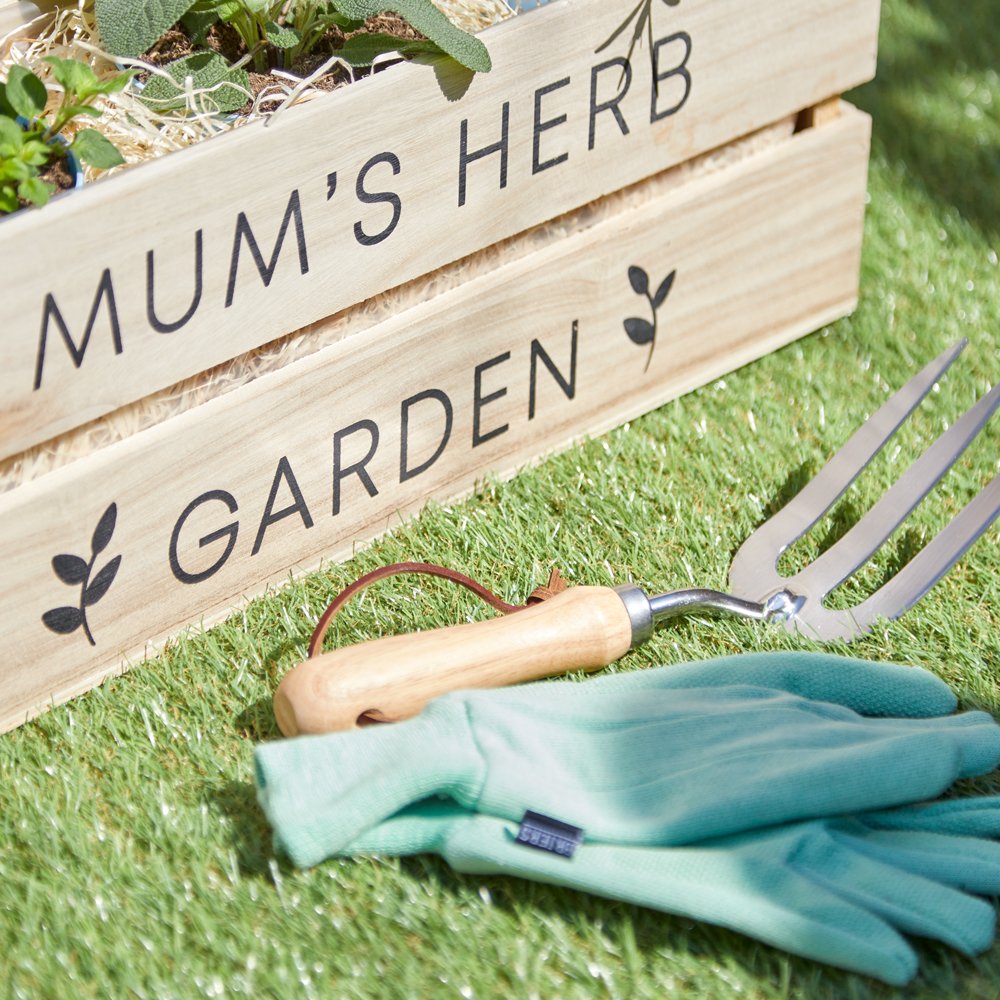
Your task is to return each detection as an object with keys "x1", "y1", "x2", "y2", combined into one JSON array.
[
  {"x1": 339, "y1": 795, "x2": 1000, "y2": 986},
  {"x1": 255, "y1": 652, "x2": 1000, "y2": 866}
]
